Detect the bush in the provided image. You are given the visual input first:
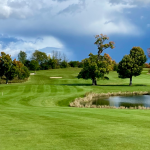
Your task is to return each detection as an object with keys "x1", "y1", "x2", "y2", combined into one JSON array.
[
  {"x1": 60, "y1": 61, "x2": 69, "y2": 68},
  {"x1": 18, "y1": 66, "x2": 30, "y2": 79}
]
